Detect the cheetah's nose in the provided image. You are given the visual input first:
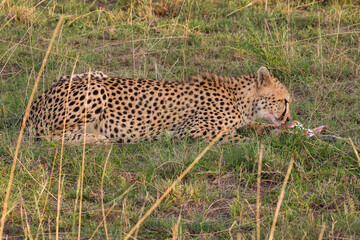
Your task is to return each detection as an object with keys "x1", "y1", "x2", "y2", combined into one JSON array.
[{"x1": 285, "y1": 117, "x2": 290, "y2": 123}]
